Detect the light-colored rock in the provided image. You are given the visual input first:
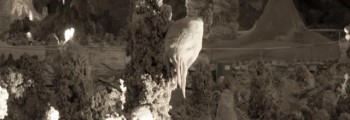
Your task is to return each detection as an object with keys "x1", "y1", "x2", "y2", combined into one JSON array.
[
  {"x1": 131, "y1": 106, "x2": 154, "y2": 120},
  {"x1": 0, "y1": 0, "x2": 13, "y2": 34},
  {"x1": 46, "y1": 106, "x2": 60, "y2": 120},
  {"x1": 322, "y1": 90, "x2": 337, "y2": 113},
  {"x1": 0, "y1": 86, "x2": 9, "y2": 119},
  {"x1": 209, "y1": 0, "x2": 239, "y2": 40},
  {"x1": 186, "y1": 0, "x2": 213, "y2": 39},
  {"x1": 339, "y1": 113, "x2": 350, "y2": 120},
  {"x1": 215, "y1": 89, "x2": 237, "y2": 120},
  {"x1": 313, "y1": 109, "x2": 330, "y2": 120}
]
